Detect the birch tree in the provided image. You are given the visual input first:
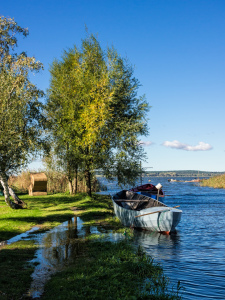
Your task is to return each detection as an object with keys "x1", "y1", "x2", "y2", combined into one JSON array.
[
  {"x1": 47, "y1": 34, "x2": 149, "y2": 196},
  {"x1": 0, "y1": 16, "x2": 47, "y2": 208}
]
